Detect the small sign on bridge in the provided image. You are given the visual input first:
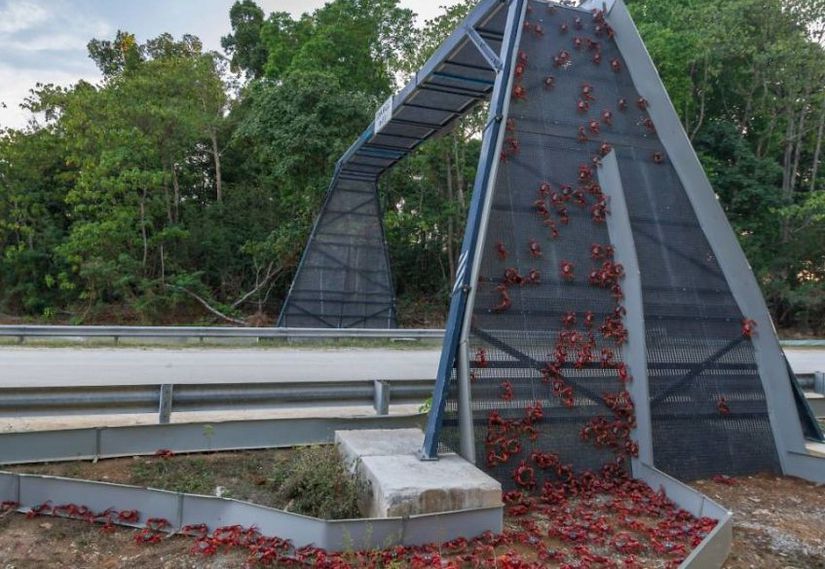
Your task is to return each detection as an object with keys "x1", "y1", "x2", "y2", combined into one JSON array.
[{"x1": 374, "y1": 96, "x2": 394, "y2": 135}]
